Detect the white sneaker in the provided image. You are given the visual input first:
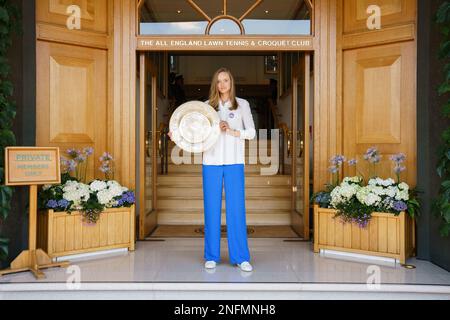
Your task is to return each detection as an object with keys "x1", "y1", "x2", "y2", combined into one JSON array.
[
  {"x1": 237, "y1": 261, "x2": 253, "y2": 272},
  {"x1": 204, "y1": 261, "x2": 217, "y2": 269}
]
